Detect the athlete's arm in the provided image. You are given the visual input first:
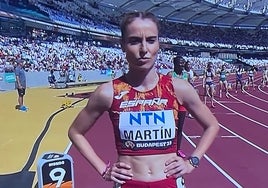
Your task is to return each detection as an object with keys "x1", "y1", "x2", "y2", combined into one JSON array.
[
  {"x1": 175, "y1": 79, "x2": 219, "y2": 158},
  {"x1": 202, "y1": 71, "x2": 206, "y2": 87},
  {"x1": 68, "y1": 82, "x2": 133, "y2": 184},
  {"x1": 166, "y1": 79, "x2": 219, "y2": 177},
  {"x1": 68, "y1": 82, "x2": 114, "y2": 176}
]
